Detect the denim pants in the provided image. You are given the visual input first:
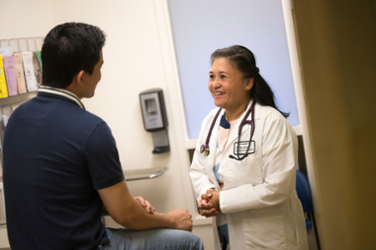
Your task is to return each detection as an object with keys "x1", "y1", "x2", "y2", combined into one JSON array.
[{"x1": 99, "y1": 227, "x2": 204, "y2": 250}]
